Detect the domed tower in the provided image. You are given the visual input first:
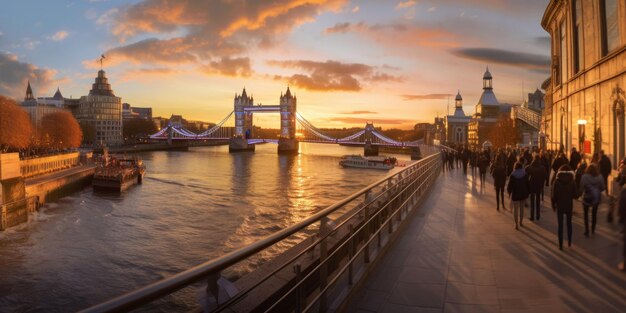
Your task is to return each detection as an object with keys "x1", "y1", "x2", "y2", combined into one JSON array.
[
  {"x1": 454, "y1": 90, "x2": 465, "y2": 117},
  {"x1": 483, "y1": 66, "x2": 493, "y2": 90}
]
